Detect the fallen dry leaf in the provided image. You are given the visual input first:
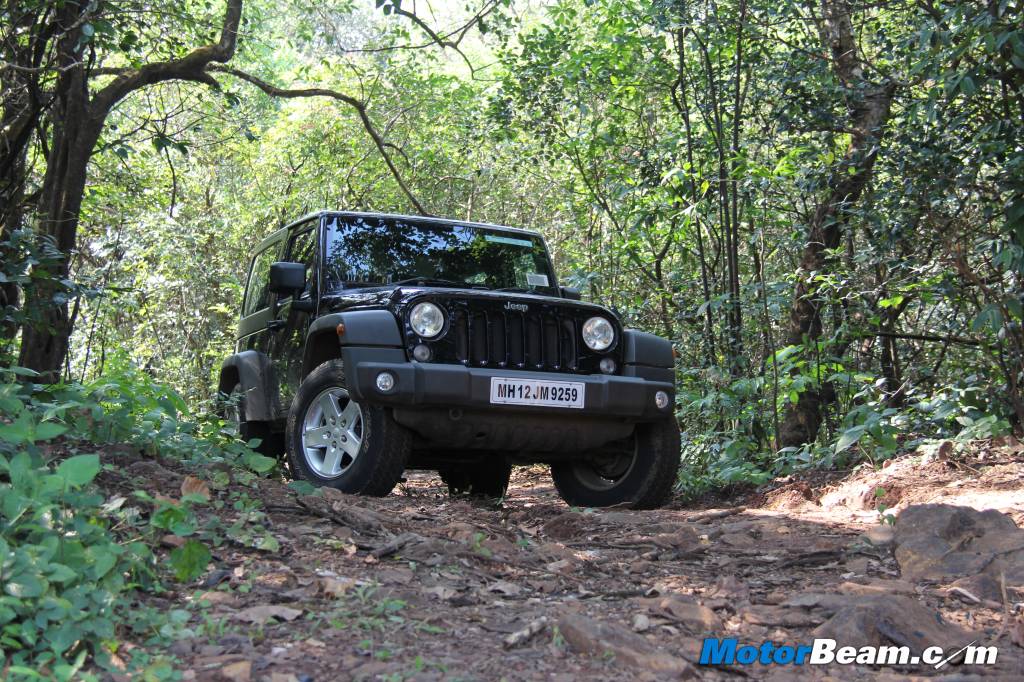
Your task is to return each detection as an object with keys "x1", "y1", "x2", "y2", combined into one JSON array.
[
  {"x1": 423, "y1": 585, "x2": 457, "y2": 600},
  {"x1": 181, "y1": 475, "x2": 211, "y2": 501},
  {"x1": 1011, "y1": 616, "x2": 1024, "y2": 649},
  {"x1": 488, "y1": 580, "x2": 522, "y2": 596},
  {"x1": 196, "y1": 590, "x2": 237, "y2": 606},
  {"x1": 232, "y1": 605, "x2": 303, "y2": 624},
  {"x1": 319, "y1": 576, "x2": 358, "y2": 597},
  {"x1": 160, "y1": 534, "x2": 185, "y2": 548},
  {"x1": 218, "y1": 661, "x2": 251, "y2": 682}
]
